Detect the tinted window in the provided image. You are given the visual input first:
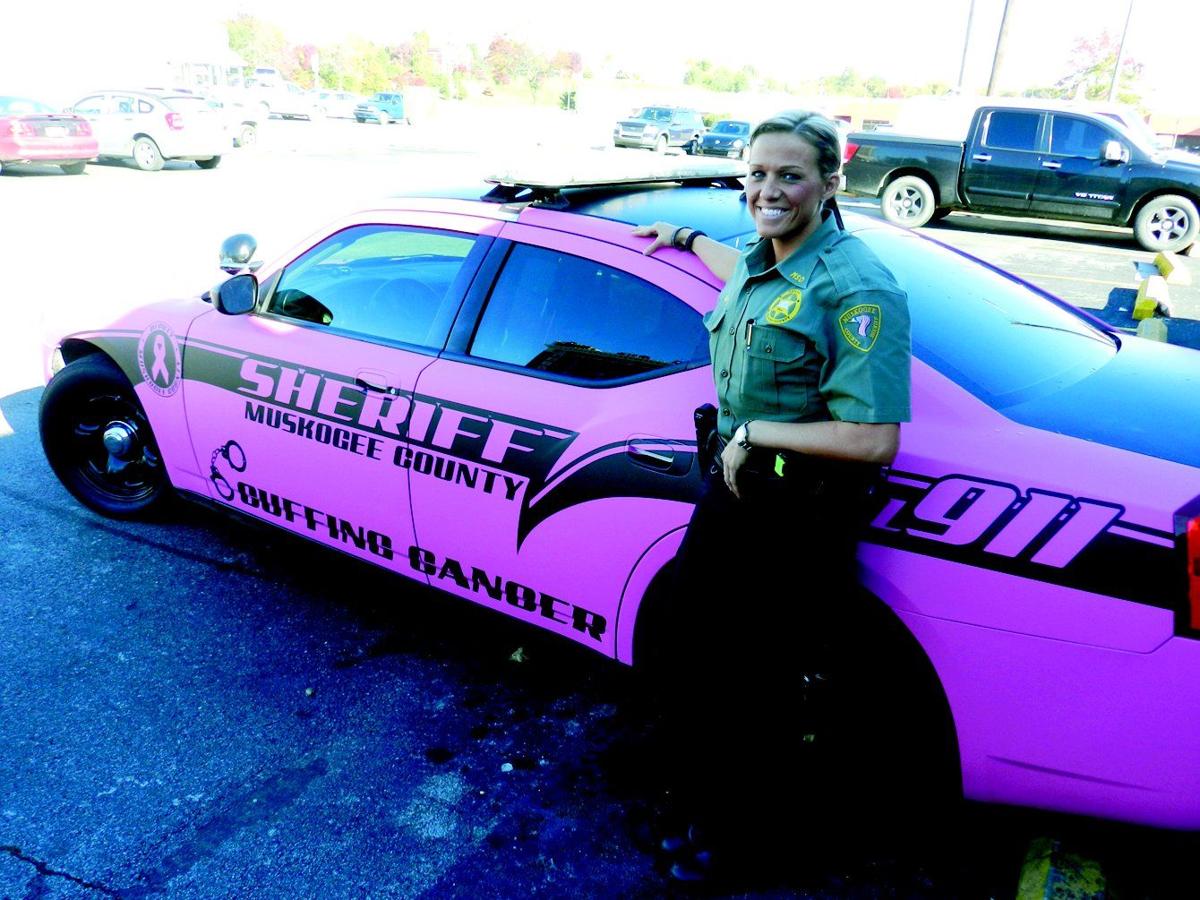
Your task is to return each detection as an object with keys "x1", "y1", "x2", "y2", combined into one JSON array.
[
  {"x1": 0, "y1": 97, "x2": 55, "y2": 115},
  {"x1": 635, "y1": 107, "x2": 672, "y2": 122},
  {"x1": 470, "y1": 244, "x2": 708, "y2": 382},
  {"x1": 1049, "y1": 116, "x2": 1112, "y2": 158},
  {"x1": 266, "y1": 224, "x2": 482, "y2": 348},
  {"x1": 73, "y1": 95, "x2": 105, "y2": 115},
  {"x1": 861, "y1": 228, "x2": 1116, "y2": 408},
  {"x1": 984, "y1": 111, "x2": 1041, "y2": 151},
  {"x1": 712, "y1": 121, "x2": 750, "y2": 135}
]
